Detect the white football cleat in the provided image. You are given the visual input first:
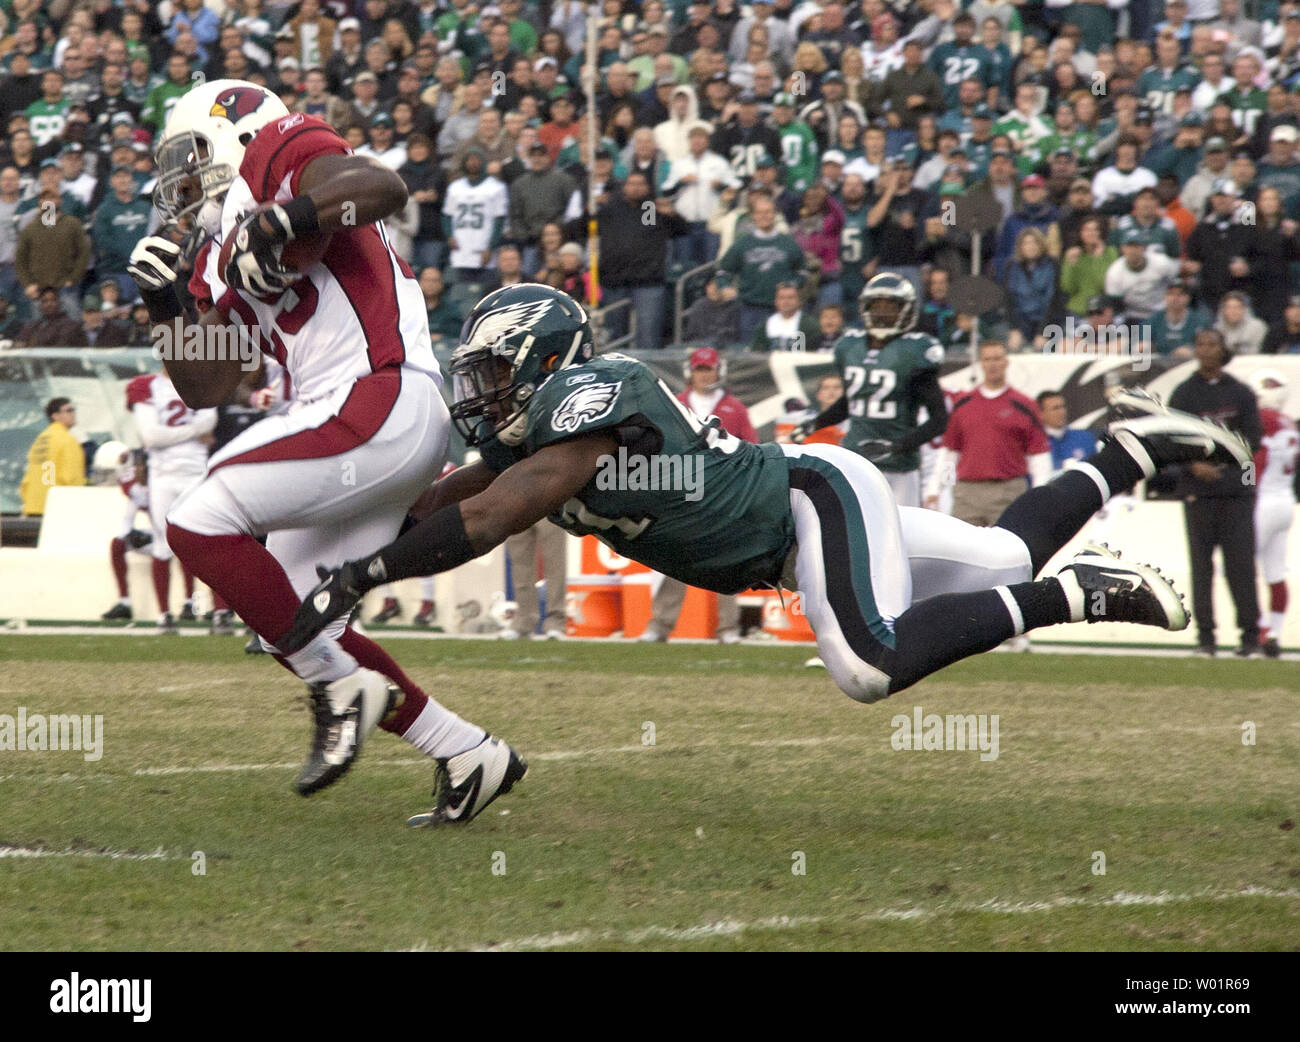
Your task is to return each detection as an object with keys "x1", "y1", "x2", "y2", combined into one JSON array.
[
  {"x1": 1107, "y1": 392, "x2": 1252, "y2": 477},
  {"x1": 295, "y1": 668, "x2": 396, "y2": 796},
  {"x1": 406, "y1": 735, "x2": 528, "y2": 827}
]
